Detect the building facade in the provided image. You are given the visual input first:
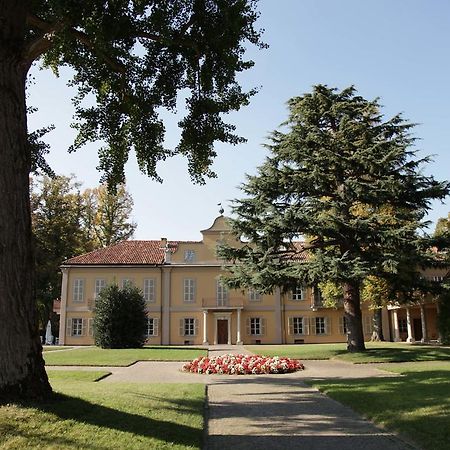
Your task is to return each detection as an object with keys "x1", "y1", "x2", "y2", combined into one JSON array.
[{"x1": 58, "y1": 216, "x2": 442, "y2": 346}]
